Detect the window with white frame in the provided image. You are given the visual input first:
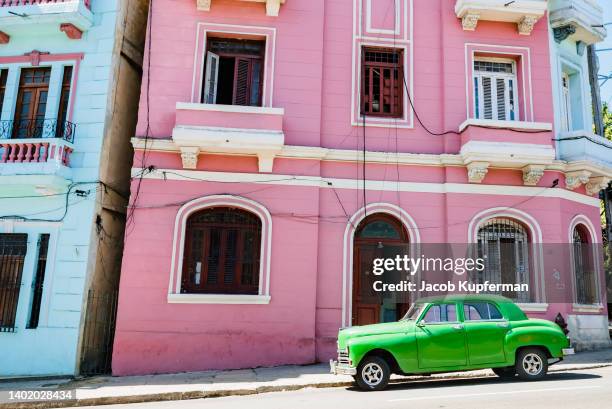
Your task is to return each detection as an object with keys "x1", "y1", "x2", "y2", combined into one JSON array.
[{"x1": 473, "y1": 59, "x2": 518, "y2": 121}]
